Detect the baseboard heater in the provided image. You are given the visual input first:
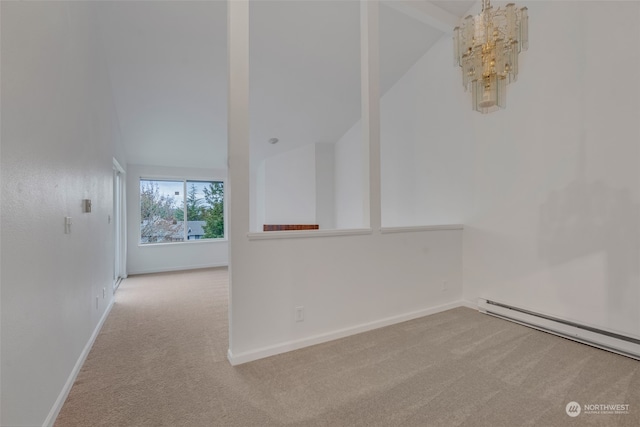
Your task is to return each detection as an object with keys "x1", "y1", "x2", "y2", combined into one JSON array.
[{"x1": 478, "y1": 298, "x2": 640, "y2": 361}]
